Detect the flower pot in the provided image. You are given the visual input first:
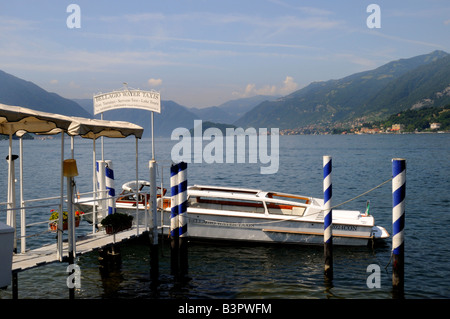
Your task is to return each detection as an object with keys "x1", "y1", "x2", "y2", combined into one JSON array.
[
  {"x1": 104, "y1": 221, "x2": 132, "y2": 234},
  {"x1": 49, "y1": 219, "x2": 80, "y2": 231}
]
